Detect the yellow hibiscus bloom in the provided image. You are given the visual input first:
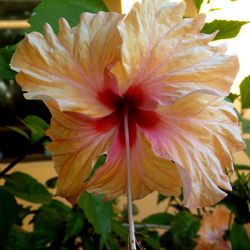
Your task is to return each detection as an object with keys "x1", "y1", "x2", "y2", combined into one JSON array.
[{"x1": 11, "y1": 0, "x2": 244, "y2": 210}]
